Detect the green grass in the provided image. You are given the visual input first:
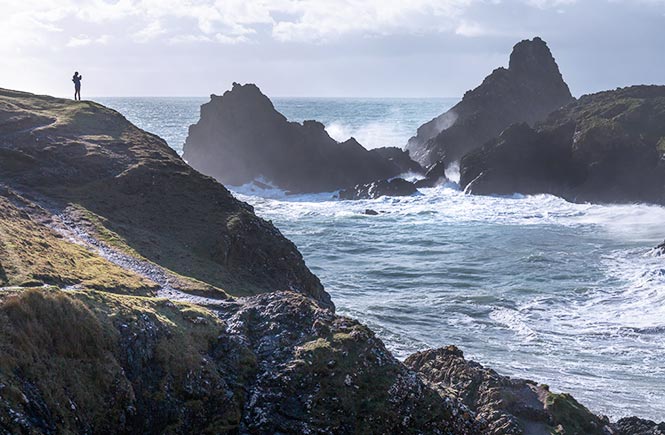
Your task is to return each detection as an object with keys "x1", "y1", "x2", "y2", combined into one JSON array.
[{"x1": 0, "y1": 195, "x2": 156, "y2": 294}]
